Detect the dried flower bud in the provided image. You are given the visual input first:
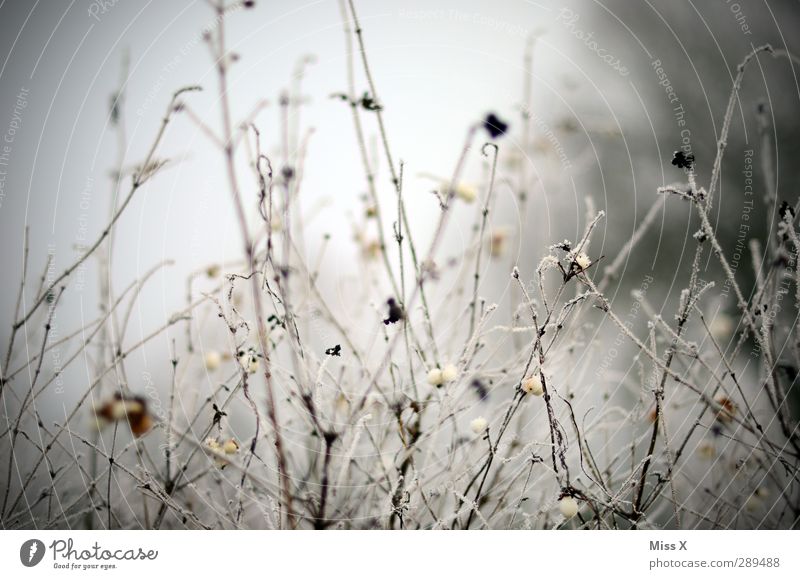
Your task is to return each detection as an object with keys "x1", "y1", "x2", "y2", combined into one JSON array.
[
  {"x1": 204, "y1": 437, "x2": 231, "y2": 468},
  {"x1": 483, "y1": 112, "x2": 509, "y2": 139},
  {"x1": 222, "y1": 438, "x2": 240, "y2": 455},
  {"x1": 361, "y1": 237, "x2": 381, "y2": 260},
  {"x1": 490, "y1": 228, "x2": 509, "y2": 258},
  {"x1": 696, "y1": 442, "x2": 715, "y2": 459},
  {"x1": 110, "y1": 398, "x2": 142, "y2": 421},
  {"x1": 715, "y1": 396, "x2": 737, "y2": 424}
]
